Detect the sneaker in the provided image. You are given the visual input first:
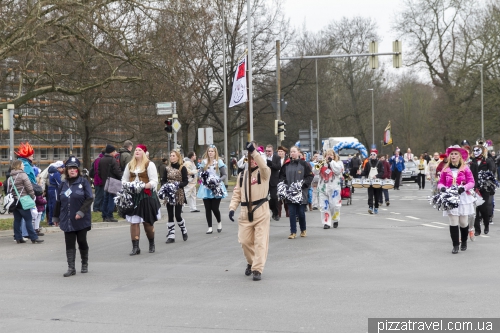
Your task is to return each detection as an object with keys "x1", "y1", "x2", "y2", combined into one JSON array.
[
  {"x1": 272, "y1": 214, "x2": 280, "y2": 221},
  {"x1": 252, "y1": 271, "x2": 262, "y2": 281},
  {"x1": 374, "y1": 208, "x2": 378, "y2": 214},
  {"x1": 333, "y1": 222, "x2": 338, "y2": 228},
  {"x1": 368, "y1": 207, "x2": 373, "y2": 214},
  {"x1": 323, "y1": 224, "x2": 330, "y2": 229},
  {"x1": 300, "y1": 230, "x2": 307, "y2": 237},
  {"x1": 386, "y1": 201, "x2": 390, "y2": 206},
  {"x1": 469, "y1": 230, "x2": 475, "y2": 242},
  {"x1": 288, "y1": 233, "x2": 296, "y2": 239},
  {"x1": 245, "y1": 264, "x2": 252, "y2": 276}
]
